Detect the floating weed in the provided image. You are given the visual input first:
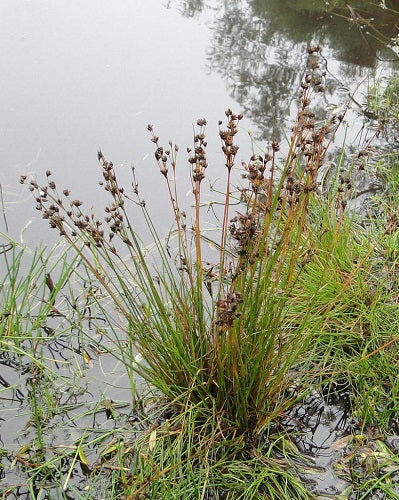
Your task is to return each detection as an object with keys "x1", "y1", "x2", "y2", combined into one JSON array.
[
  {"x1": 332, "y1": 432, "x2": 399, "y2": 498},
  {"x1": 9, "y1": 396, "x2": 134, "y2": 499}
]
